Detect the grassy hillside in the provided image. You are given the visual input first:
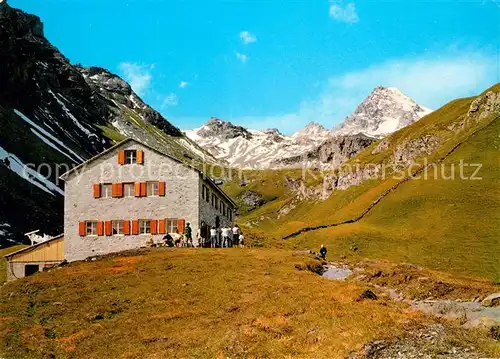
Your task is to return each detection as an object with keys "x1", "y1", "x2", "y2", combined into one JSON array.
[
  {"x1": 292, "y1": 115, "x2": 500, "y2": 281},
  {"x1": 1, "y1": 249, "x2": 498, "y2": 358},
  {"x1": 223, "y1": 84, "x2": 500, "y2": 281}
]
